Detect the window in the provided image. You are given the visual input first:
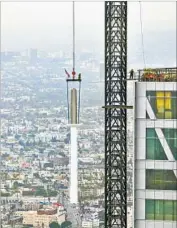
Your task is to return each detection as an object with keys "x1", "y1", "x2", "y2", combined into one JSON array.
[
  {"x1": 146, "y1": 169, "x2": 177, "y2": 190},
  {"x1": 163, "y1": 129, "x2": 177, "y2": 160},
  {"x1": 156, "y1": 92, "x2": 171, "y2": 118},
  {"x1": 146, "y1": 200, "x2": 177, "y2": 221},
  {"x1": 146, "y1": 199, "x2": 155, "y2": 220},
  {"x1": 146, "y1": 128, "x2": 177, "y2": 160},
  {"x1": 146, "y1": 129, "x2": 167, "y2": 160},
  {"x1": 146, "y1": 91, "x2": 177, "y2": 119}
]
